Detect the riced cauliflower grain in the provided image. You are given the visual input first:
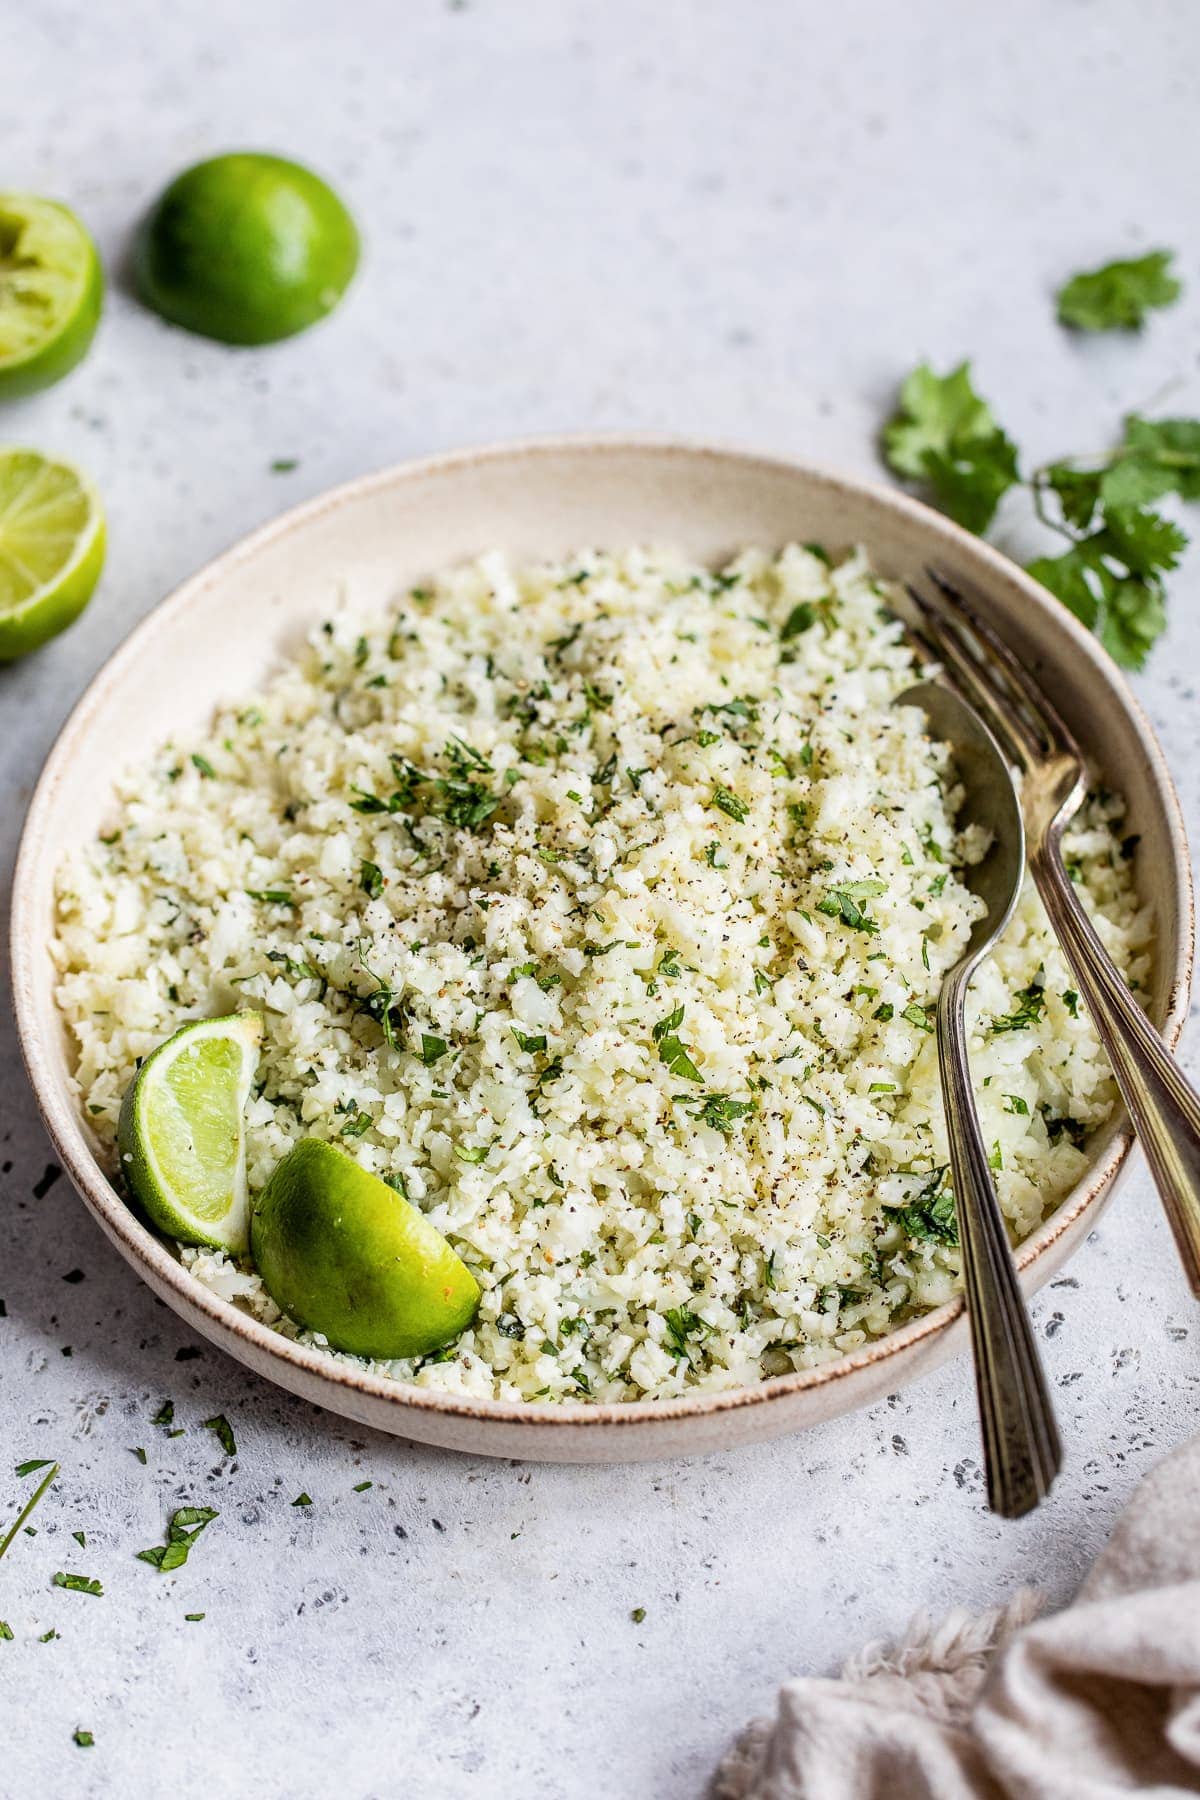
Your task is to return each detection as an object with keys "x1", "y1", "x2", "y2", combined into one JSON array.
[{"x1": 52, "y1": 544, "x2": 1150, "y2": 1402}]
